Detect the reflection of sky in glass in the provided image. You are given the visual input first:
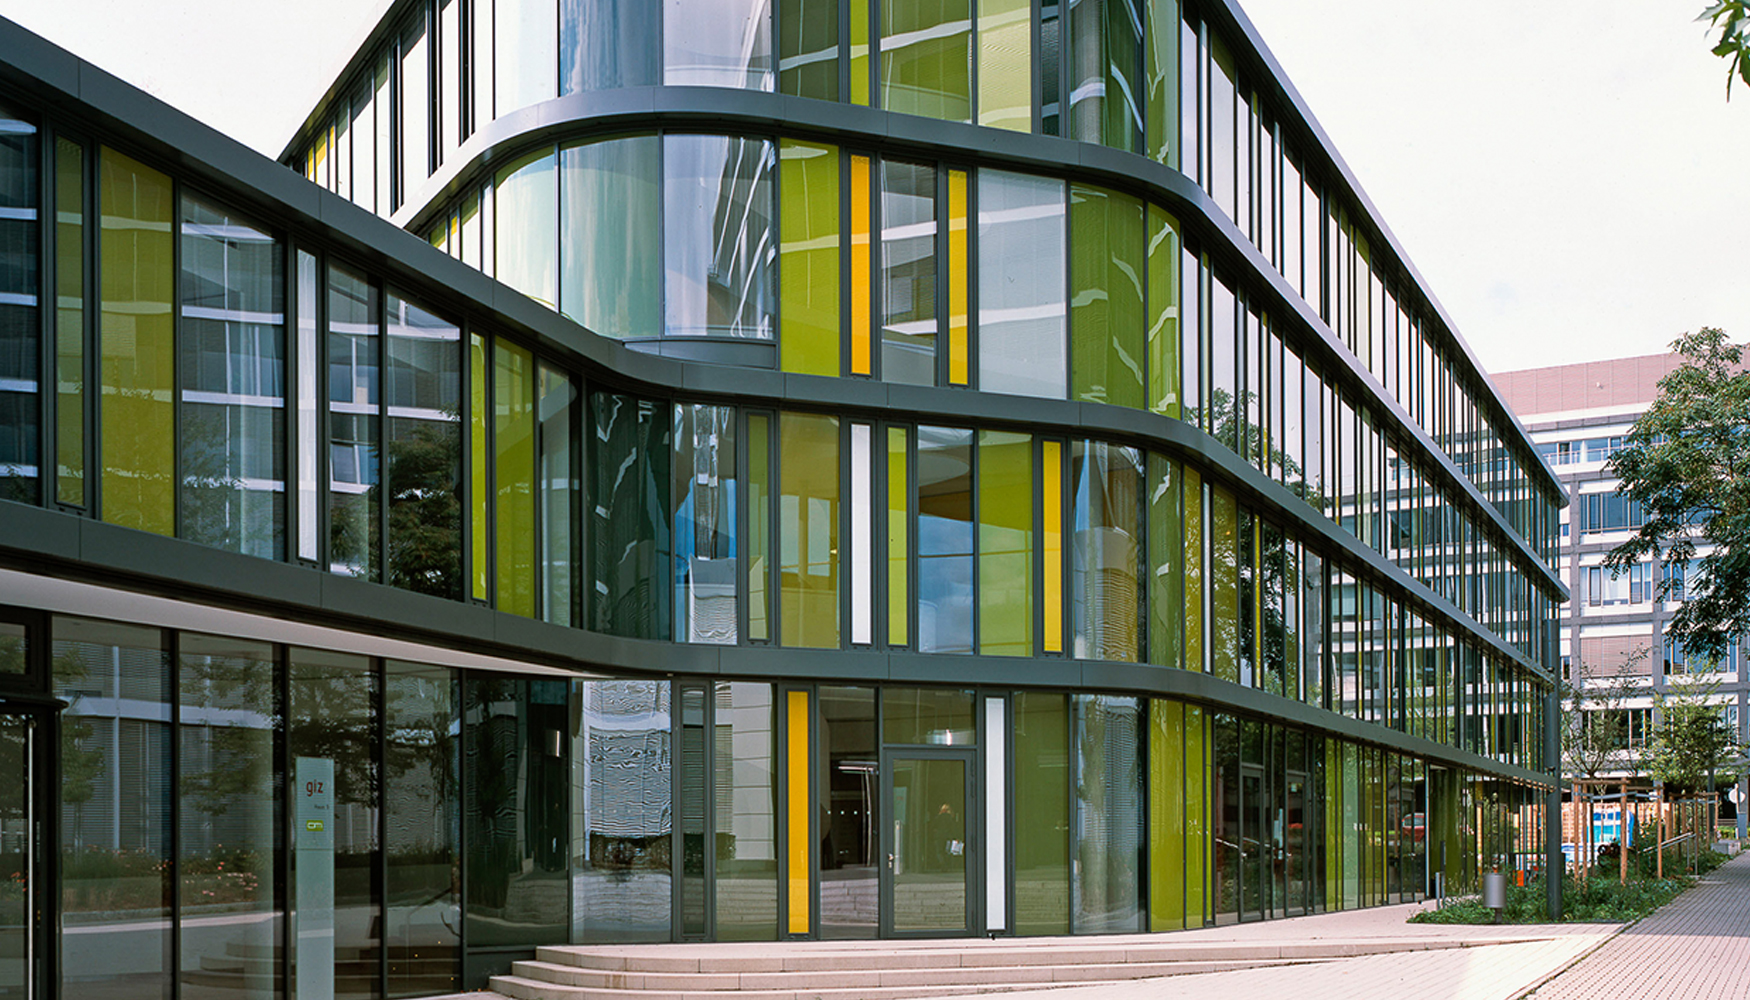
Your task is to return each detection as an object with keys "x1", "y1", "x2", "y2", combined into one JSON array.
[{"x1": 917, "y1": 425, "x2": 972, "y2": 654}]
